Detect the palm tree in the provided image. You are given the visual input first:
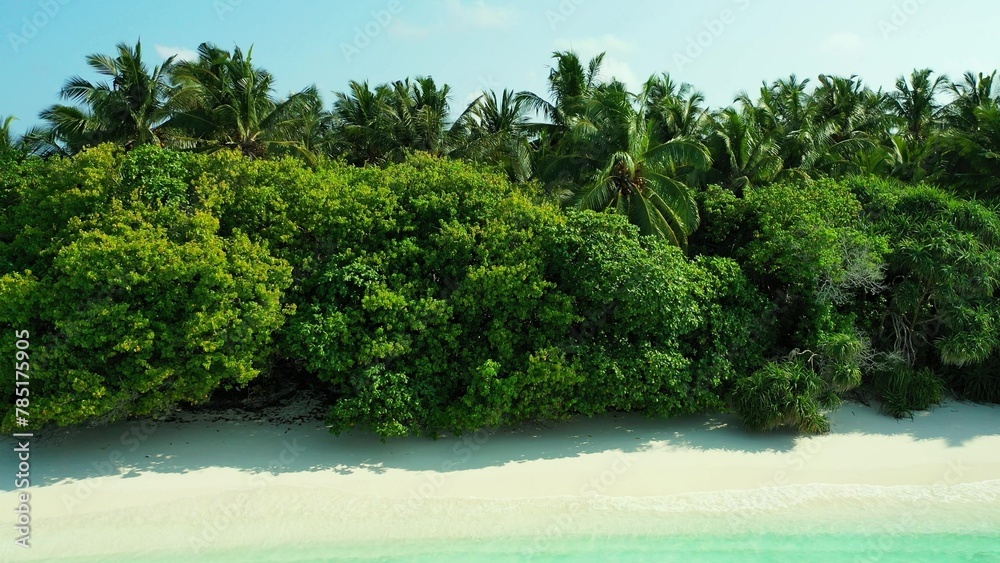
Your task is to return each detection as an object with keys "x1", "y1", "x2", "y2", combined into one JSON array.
[
  {"x1": 927, "y1": 71, "x2": 1000, "y2": 196},
  {"x1": 517, "y1": 51, "x2": 604, "y2": 129},
  {"x1": 270, "y1": 86, "x2": 334, "y2": 163},
  {"x1": 517, "y1": 51, "x2": 609, "y2": 195},
  {"x1": 554, "y1": 82, "x2": 711, "y2": 247},
  {"x1": 703, "y1": 107, "x2": 783, "y2": 195},
  {"x1": 944, "y1": 71, "x2": 999, "y2": 130},
  {"x1": 20, "y1": 122, "x2": 81, "y2": 157},
  {"x1": 892, "y1": 68, "x2": 949, "y2": 144},
  {"x1": 931, "y1": 105, "x2": 1000, "y2": 197},
  {"x1": 889, "y1": 134, "x2": 935, "y2": 182},
  {"x1": 812, "y1": 75, "x2": 893, "y2": 142},
  {"x1": 383, "y1": 76, "x2": 452, "y2": 156},
  {"x1": 30, "y1": 40, "x2": 177, "y2": 154},
  {"x1": 809, "y1": 75, "x2": 896, "y2": 176},
  {"x1": 168, "y1": 43, "x2": 315, "y2": 159},
  {"x1": 330, "y1": 76, "x2": 455, "y2": 166},
  {"x1": 0, "y1": 115, "x2": 19, "y2": 153},
  {"x1": 737, "y1": 76, "x2": 816, "y2": 171},
  {"x1": 641, "y1": 73, "x2": 706, "y2": 141},
  {"x1": 451, "y1": 89, "x2": 533, "y2": 182},
  {"x1": 331, "y1": 80, "x2": 397, "y2": 166}
]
